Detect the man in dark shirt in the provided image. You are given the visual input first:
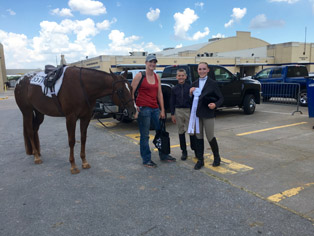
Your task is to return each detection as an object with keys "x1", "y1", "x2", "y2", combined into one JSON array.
[{"x1": 170, "y1": 69, "x2": 195, "y2": 160}]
